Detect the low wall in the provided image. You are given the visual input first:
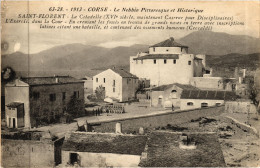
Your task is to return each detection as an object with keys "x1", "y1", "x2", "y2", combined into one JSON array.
[
  {"x1": 92, "y1": 106, "x2": 224, "y2": 133},
  {"x1": 225, "y1": 101, "x2": 257, "y2": 114},
  {"x1": 225, "y1": 116, "x2": 259, "y2": 137}
]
